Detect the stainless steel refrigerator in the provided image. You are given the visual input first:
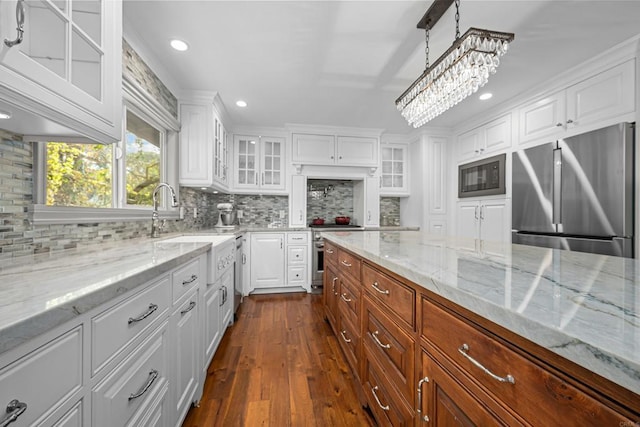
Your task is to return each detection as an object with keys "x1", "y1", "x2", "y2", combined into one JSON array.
[{"x1": 512, "y1": 122, "x2": 634, "y2": 258}]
